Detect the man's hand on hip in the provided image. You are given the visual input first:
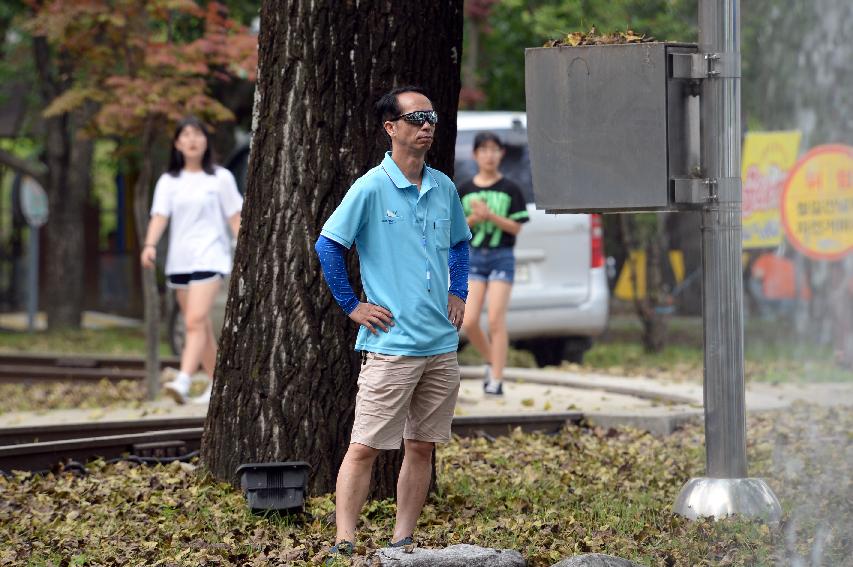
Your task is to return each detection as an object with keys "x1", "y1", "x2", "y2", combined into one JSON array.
[
  {"x1": 447, "y1": 294, "x2": 465, "y2": 330},
  {"x1": 349, "y1": 302, "x2": 394, "y2": 335}
]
